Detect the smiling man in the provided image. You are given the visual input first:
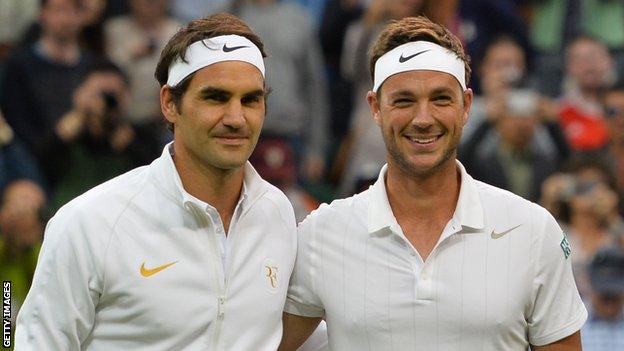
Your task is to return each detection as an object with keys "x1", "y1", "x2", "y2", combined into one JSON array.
[
  {"x1": 15, "y1": 13, "x2": 297, "y2": 350},
  {"x1": 279, "y1": 16, "x2": 587, "y2": 351}
]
